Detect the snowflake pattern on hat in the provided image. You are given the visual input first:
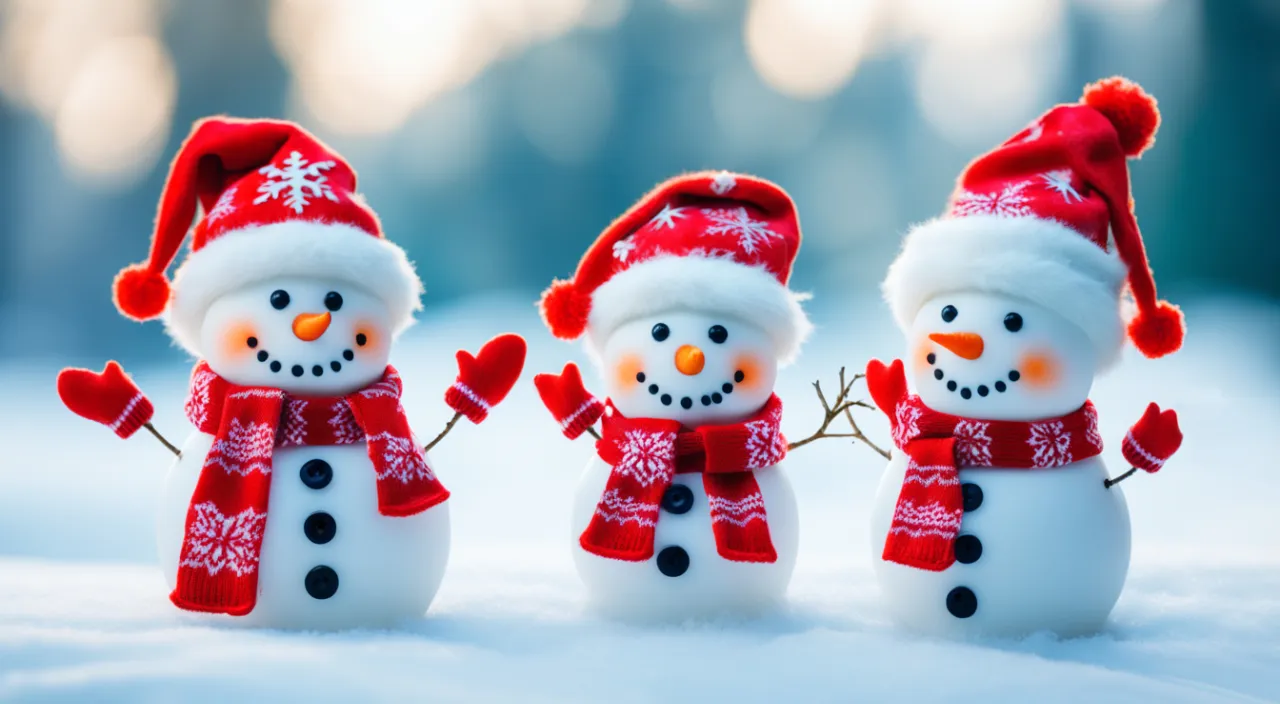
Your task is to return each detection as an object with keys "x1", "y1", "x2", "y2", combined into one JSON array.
[{"x1": 254, "y1": 151, "x2": 339, "y2": 214}]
